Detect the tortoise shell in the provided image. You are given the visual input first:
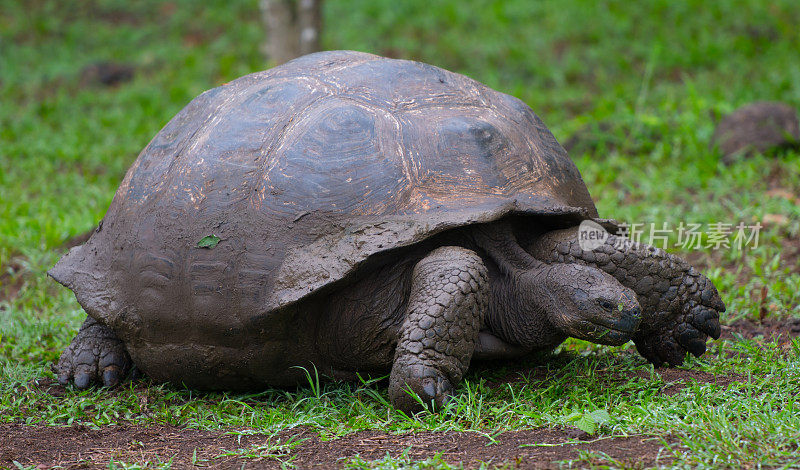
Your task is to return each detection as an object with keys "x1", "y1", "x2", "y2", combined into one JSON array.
[{"x1": 50, "y1": 50, "x2": 597, "y2": 342}]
